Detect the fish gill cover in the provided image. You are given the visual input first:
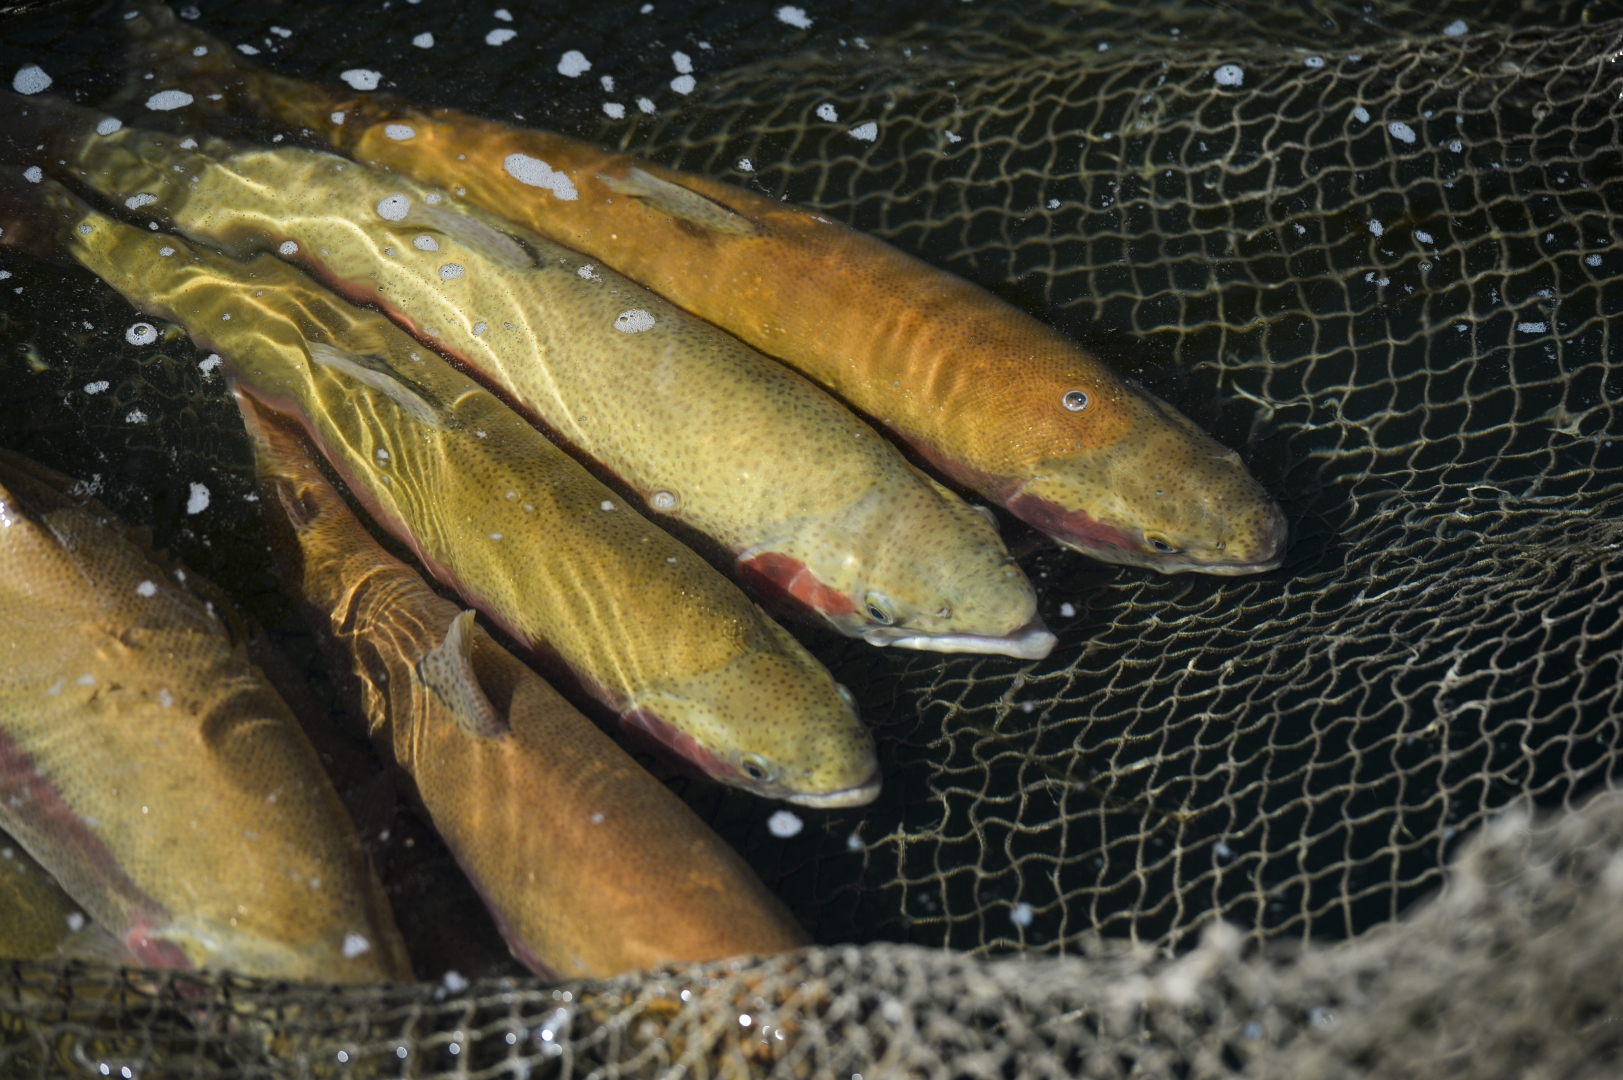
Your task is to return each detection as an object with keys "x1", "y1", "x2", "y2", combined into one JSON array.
[{"x1": 0, "y1": 0, "x2": 1621, "y2": 1075}]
